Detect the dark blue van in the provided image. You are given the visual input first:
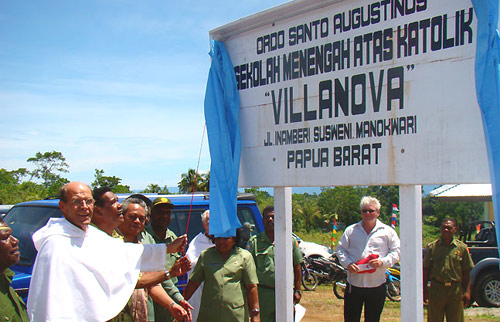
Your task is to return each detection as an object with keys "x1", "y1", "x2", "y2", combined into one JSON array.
[{"x1": 4, "y1": 193, "x2": 263, "y2": 302}]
